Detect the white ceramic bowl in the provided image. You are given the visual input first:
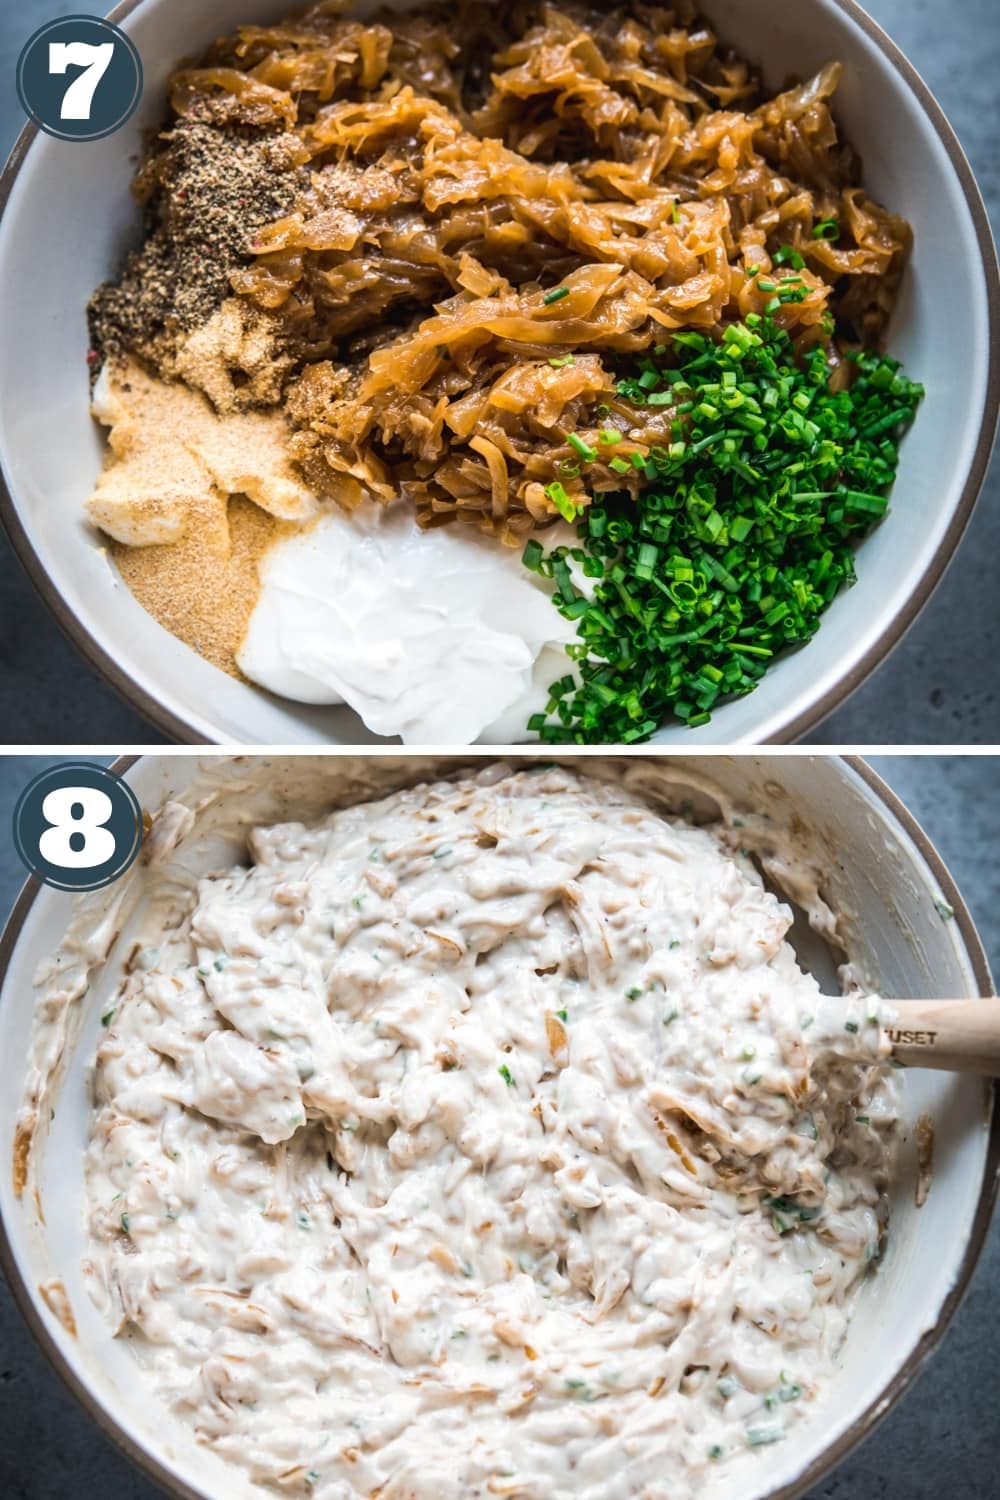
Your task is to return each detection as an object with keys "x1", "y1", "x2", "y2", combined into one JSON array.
[
  {"x1": 0, "y1": 752, "x2": 996, "y2": 1500},
  {"x1": 0, "y1": 0, "x2": 996, "y2": 746}
]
